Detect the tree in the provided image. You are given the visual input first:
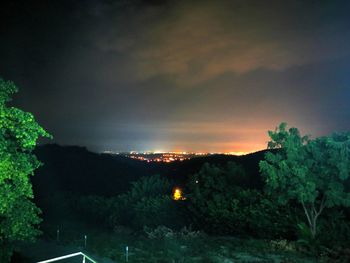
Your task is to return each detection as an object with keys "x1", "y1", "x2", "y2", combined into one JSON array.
[
  {"x1": 260, "y1": 122, "x2": 350, "y2": 239},
  {"x1": 187, "y1": 161, "x2": 295, "y2": 237},
  {"x1": 0, "y1": 78, "x2": 51, "y2": 261},
  {"x1": 187, "y1": 162, "x2": 247, "y2": 233},
  {"x1": 108, "y1": 174, "x2": 186, "y2": 229}
]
